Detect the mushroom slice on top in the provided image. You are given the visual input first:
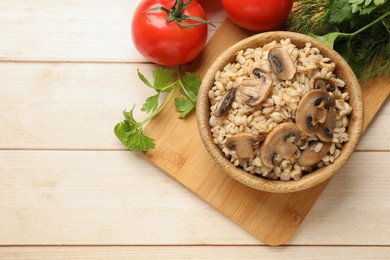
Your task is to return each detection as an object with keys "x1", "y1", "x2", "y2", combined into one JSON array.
[
  {"x1": 298, "y1": 142, "x2": 331, "y2": 167},
  {"x1": 260, "y1": 122, "x2": 301, "y2": 168},
  {"x1": 312, "y1": 77, "x2": 335, "y2": 92},
  {"x1": 268, "y1": 47, "x2": 296, "y2": 80},
  {"x1": 226, "y1": 133, "x2": 265, "y2": 161},
  {"x1": 214, "y1": 88, "x2": 236, "y2": 117},
  {"x1": 237, "y1": 72, "x2": 273, "y2": 106},
  {"x1": 317, "y1": 107, "x2": 337, "y2": 142},
  {"x1": 296, "y1": 89, "x2": 337, "y2": 142}
]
